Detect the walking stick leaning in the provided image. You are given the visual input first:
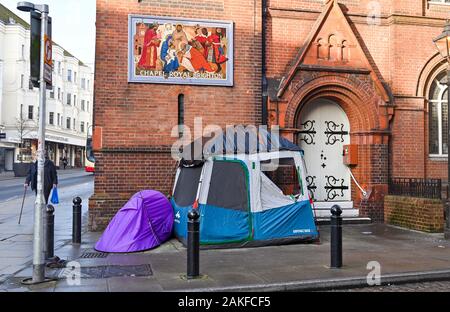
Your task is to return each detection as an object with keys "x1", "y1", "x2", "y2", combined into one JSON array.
[{"x1": 18, "y1": 187, "x2": 27, "y2": 225}]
